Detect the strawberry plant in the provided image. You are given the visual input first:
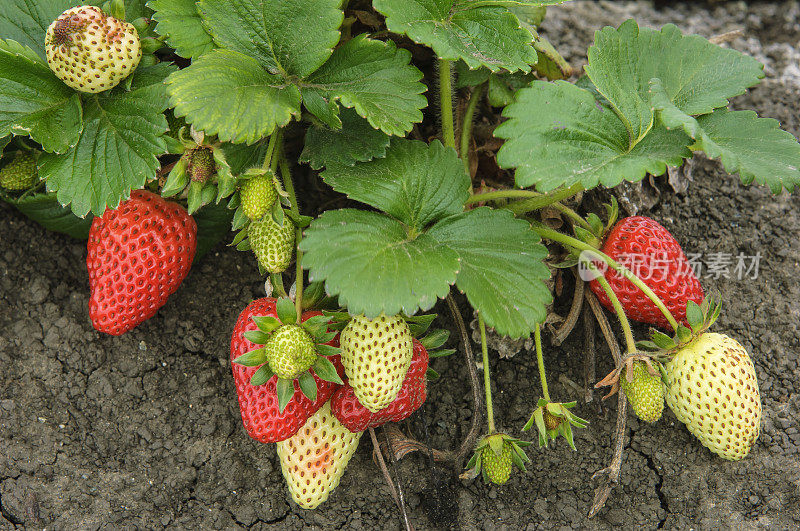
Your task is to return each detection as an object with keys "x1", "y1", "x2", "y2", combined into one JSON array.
[{"x1": 1, "y1": 0, "x2": 798, "y2": 520}]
